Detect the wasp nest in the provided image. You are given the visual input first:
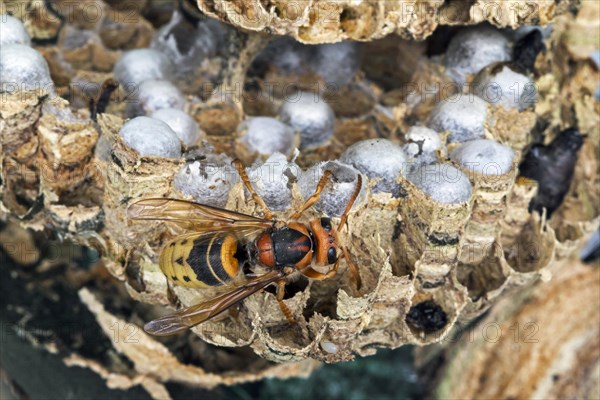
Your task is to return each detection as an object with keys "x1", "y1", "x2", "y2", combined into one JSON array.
[
  {"x1": 0, "y1": 0, "x2": 598, "y2": 395},
  {"x1": 196, "y1": 0, "x2": 568, "y2": 43}
]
